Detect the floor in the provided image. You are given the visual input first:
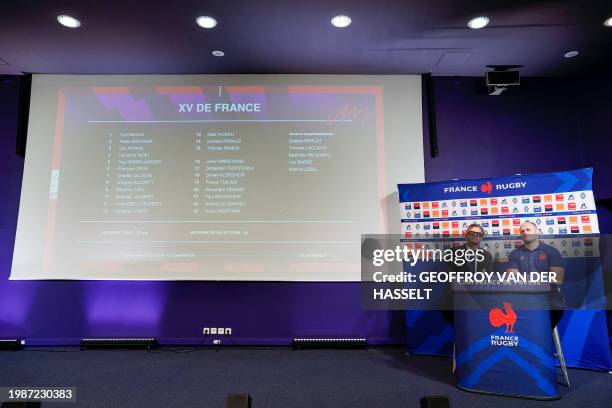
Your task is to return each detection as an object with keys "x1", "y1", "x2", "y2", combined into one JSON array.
[{"x1": 1, "y1": 346, "x2": 611, "y2": 407}]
